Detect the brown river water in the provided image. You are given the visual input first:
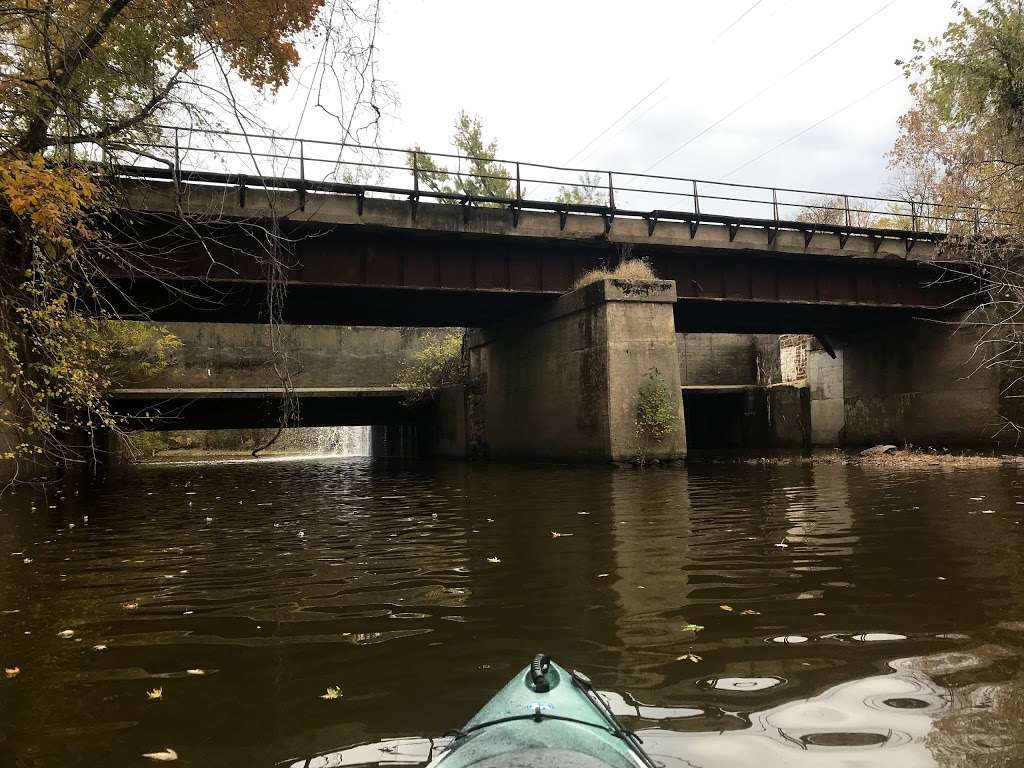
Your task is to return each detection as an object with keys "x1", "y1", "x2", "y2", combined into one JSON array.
[{"x1": 2, "y1": 457, "x2": 1024, "y2": 767}]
